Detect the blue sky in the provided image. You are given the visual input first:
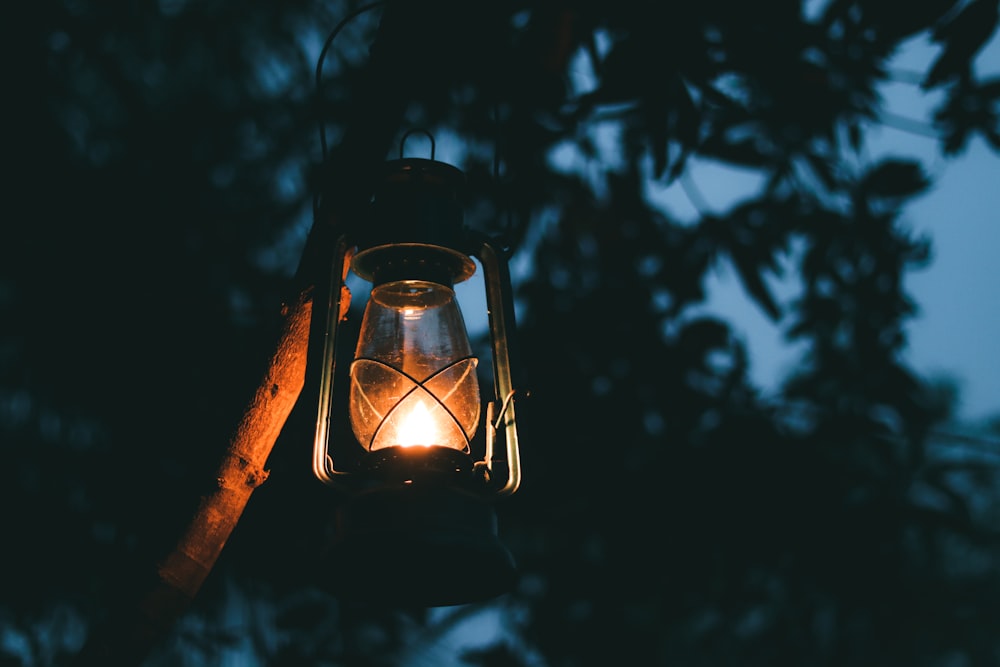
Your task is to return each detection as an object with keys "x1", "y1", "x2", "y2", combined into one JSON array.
[
  {"x1": 450, "y1": 19, "x2": 1000, "y2": 424},
  {"x1": 679, "y1": 29, "x2": 1000, "y2": 424}
]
